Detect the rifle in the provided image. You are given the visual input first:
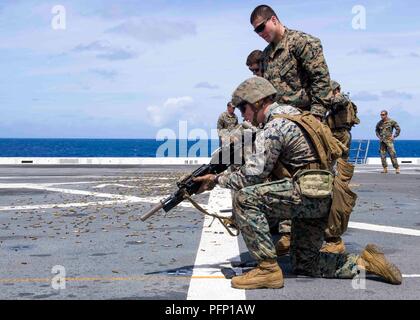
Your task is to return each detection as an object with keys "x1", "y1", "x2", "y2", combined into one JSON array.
[{"x1": 140, "y1": 122, "x2": 256, "y2": 222}]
